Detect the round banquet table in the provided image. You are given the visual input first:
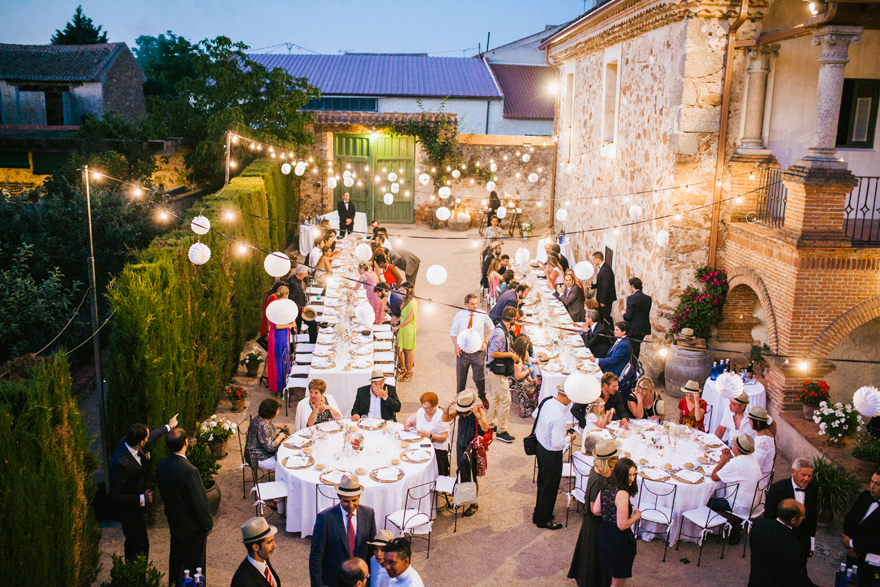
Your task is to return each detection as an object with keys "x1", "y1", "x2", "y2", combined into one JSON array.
[
  {"x1": 701, "y1": 377, "x2": 766, "y2": 436},
  {"x1": 276, "y1": 419, "x2": 438, "y2": 536},
  {"x1": 573, "y1": 419, "x2": 727, "y2": 546}
]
